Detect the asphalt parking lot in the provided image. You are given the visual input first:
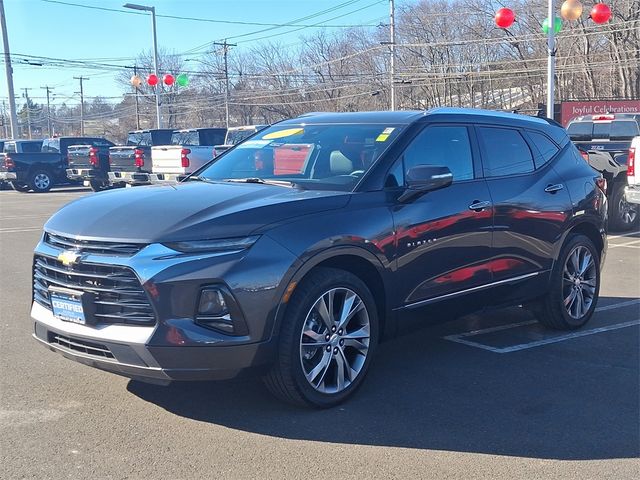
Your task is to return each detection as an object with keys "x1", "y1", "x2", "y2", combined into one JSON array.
[{"x1": 1, "y1": 187, "x2": 638, "y2": 479}]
